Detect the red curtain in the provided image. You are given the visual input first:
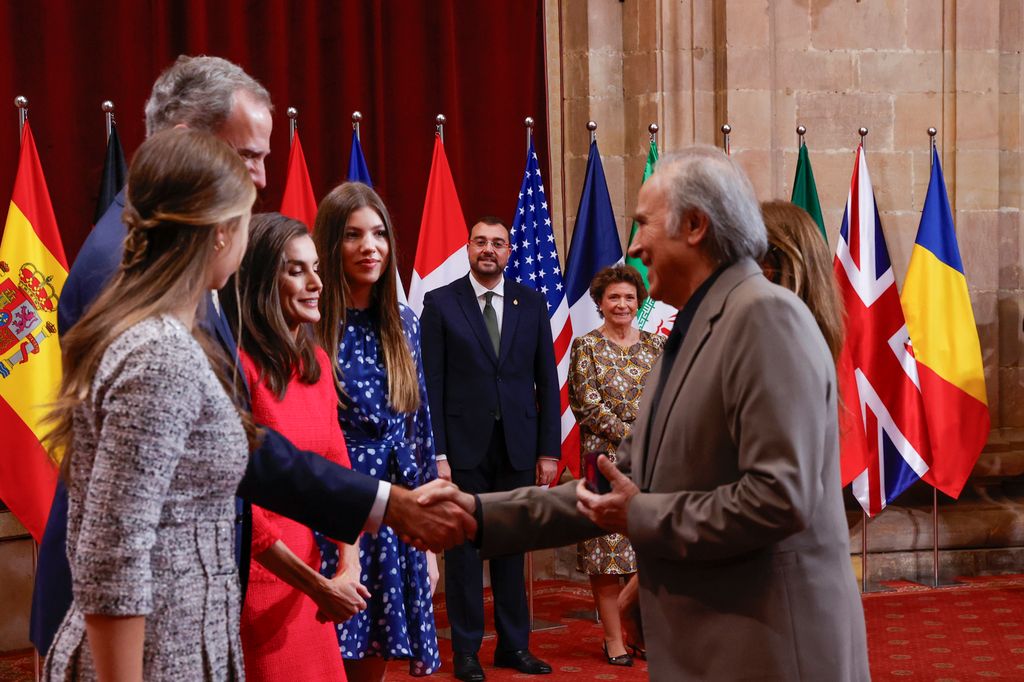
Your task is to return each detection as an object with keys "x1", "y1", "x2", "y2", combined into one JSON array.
[{"x1": 0, "y1": 0, "x2": 549, "y2": 284}]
